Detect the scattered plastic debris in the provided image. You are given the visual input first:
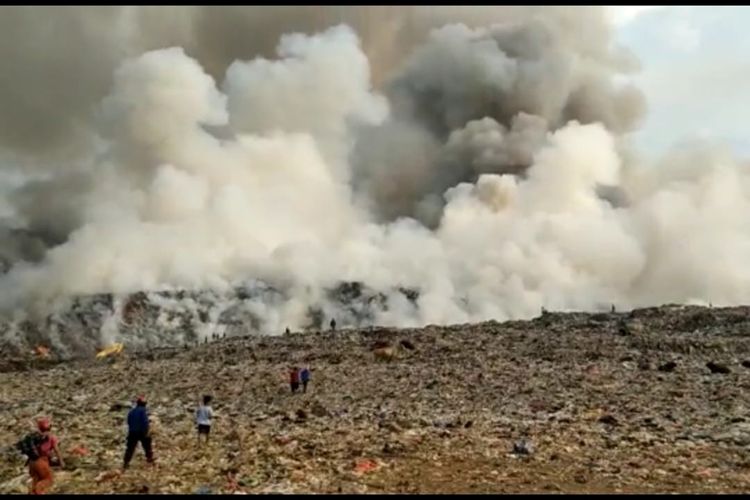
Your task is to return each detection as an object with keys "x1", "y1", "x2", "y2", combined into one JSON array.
[
  {"x1": 70, "y1": 446, "x2": 90, "y2": 457},
  {"x1": 353, "y1": 458, "x2": 380, "y2": 475},
  {"x1": 512, "y1": 440, "x2": 533, "y2": 456}
]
